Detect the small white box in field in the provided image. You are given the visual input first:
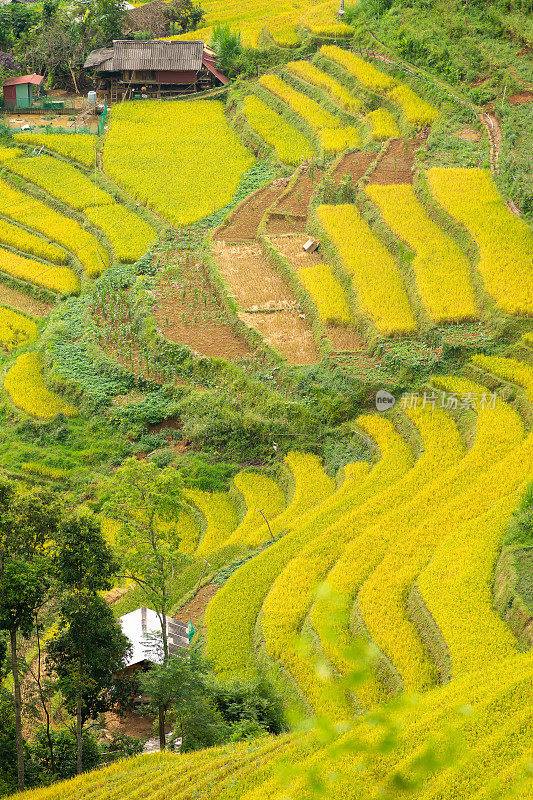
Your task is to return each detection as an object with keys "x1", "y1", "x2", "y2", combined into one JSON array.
[{"x1": 303, "y1": 238, "x2": 319, "y2": 253}]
